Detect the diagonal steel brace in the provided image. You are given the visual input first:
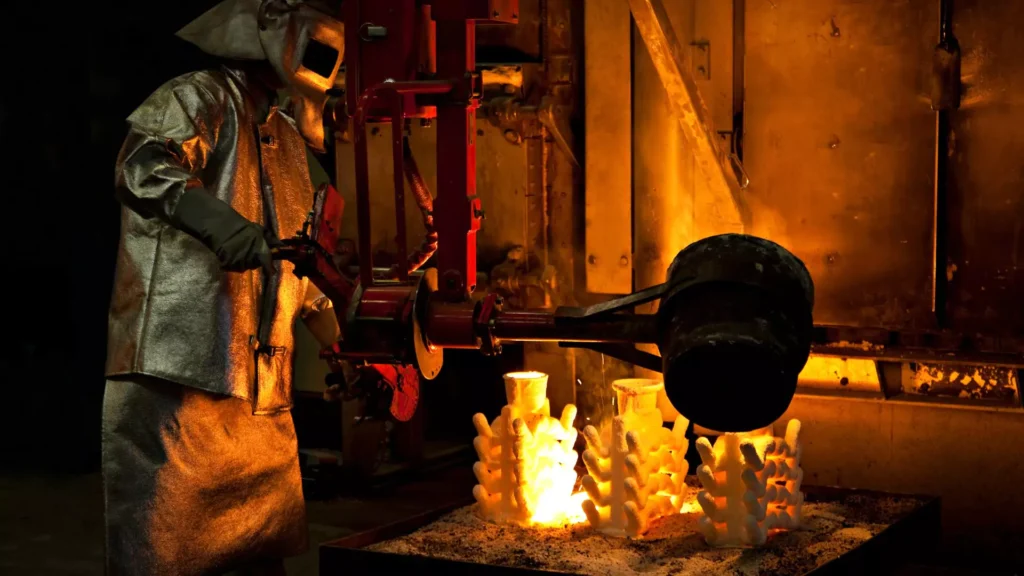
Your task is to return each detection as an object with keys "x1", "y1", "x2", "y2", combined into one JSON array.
[{"x1": 626, "y1": 0, "x2": 751, "y2": 229}]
